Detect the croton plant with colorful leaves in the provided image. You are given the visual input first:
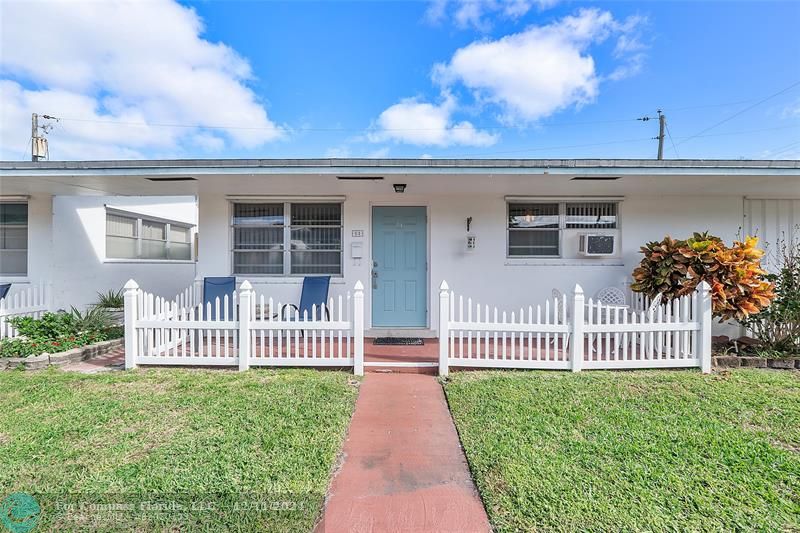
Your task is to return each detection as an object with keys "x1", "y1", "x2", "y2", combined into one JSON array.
[{"x1": 631, "y1": 232, "x2": 775, "y2": 322}]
